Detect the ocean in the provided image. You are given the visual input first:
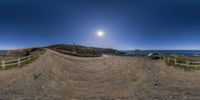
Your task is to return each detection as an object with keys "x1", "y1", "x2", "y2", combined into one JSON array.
[
  {"x1": 0, "y1": 50, "x2": 6, "y2": 55},
  {"x1": 123, "y1": 50, "x2": 200, "y2": 57}
]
